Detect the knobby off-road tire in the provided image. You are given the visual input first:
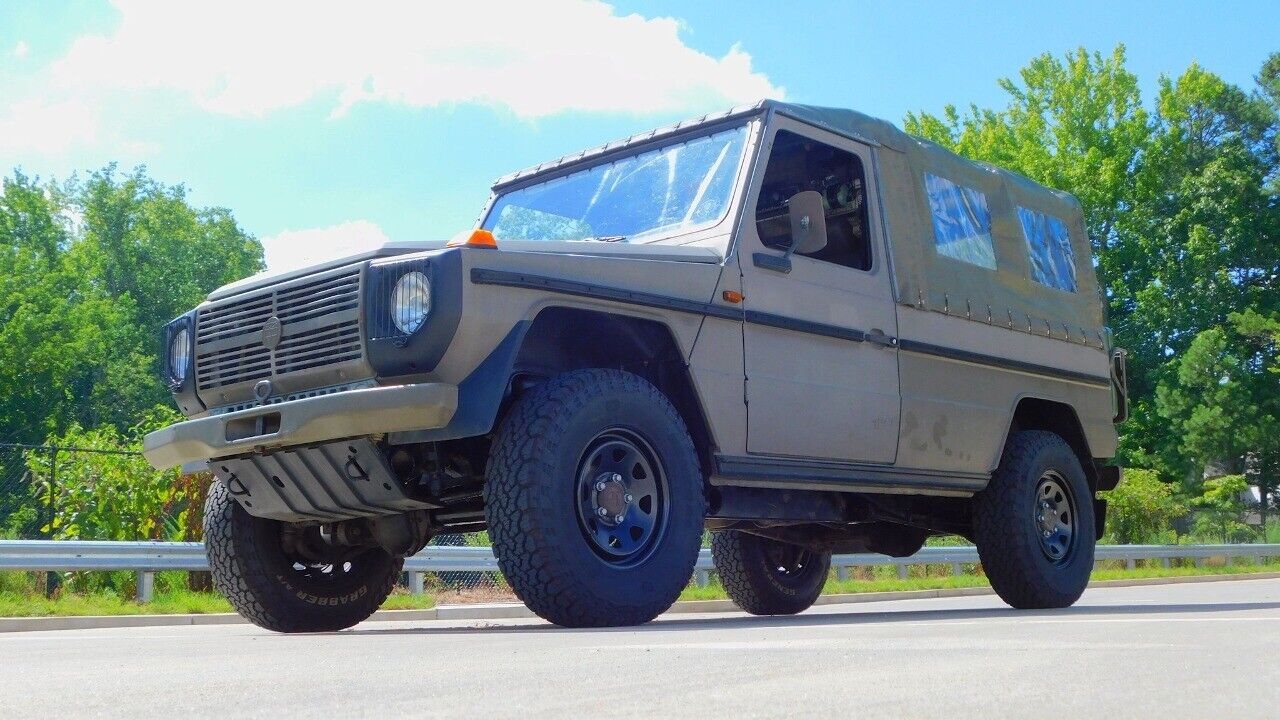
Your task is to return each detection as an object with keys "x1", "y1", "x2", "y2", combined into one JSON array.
[
  {"x1": 711, "y1": 530, "x2": 831, "y2": 616},
  {"x1": 973, "y1": 430, "x2": 1095, "y2": 609},
  {"x1": 485, "y1": 369, "x2": 705, "y2": 628},
  {"x1": 204, "y1": 480, "x2": 402, "y2": 633}
]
